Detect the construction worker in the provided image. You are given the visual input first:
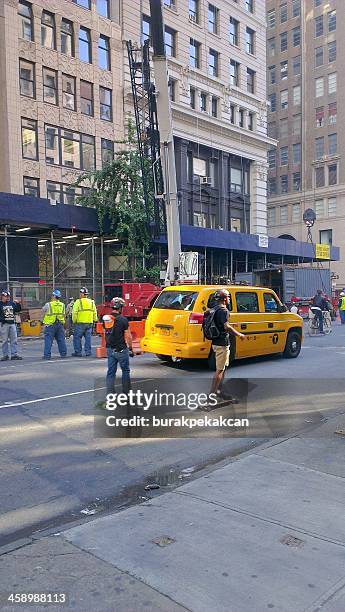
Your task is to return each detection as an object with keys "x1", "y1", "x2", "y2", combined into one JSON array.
[
  {"x1": 103, "y1": 297, "x2": 133, "y2": 393},
  {"x1": 65, "y1": 297, "x2": 75, "y2": 338},
  {"x1": 338, "y1": 292, "x2": 345, "y2": 324},
  {"x1": 72, "y1": 287, "x2": 97, "y2": 357},
  {"x1": 0, "y1": 290, "x2": 22, "y2": 361},
  {"x1": 42, "y1": 290, "x2": 67, "y2": 360}
]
